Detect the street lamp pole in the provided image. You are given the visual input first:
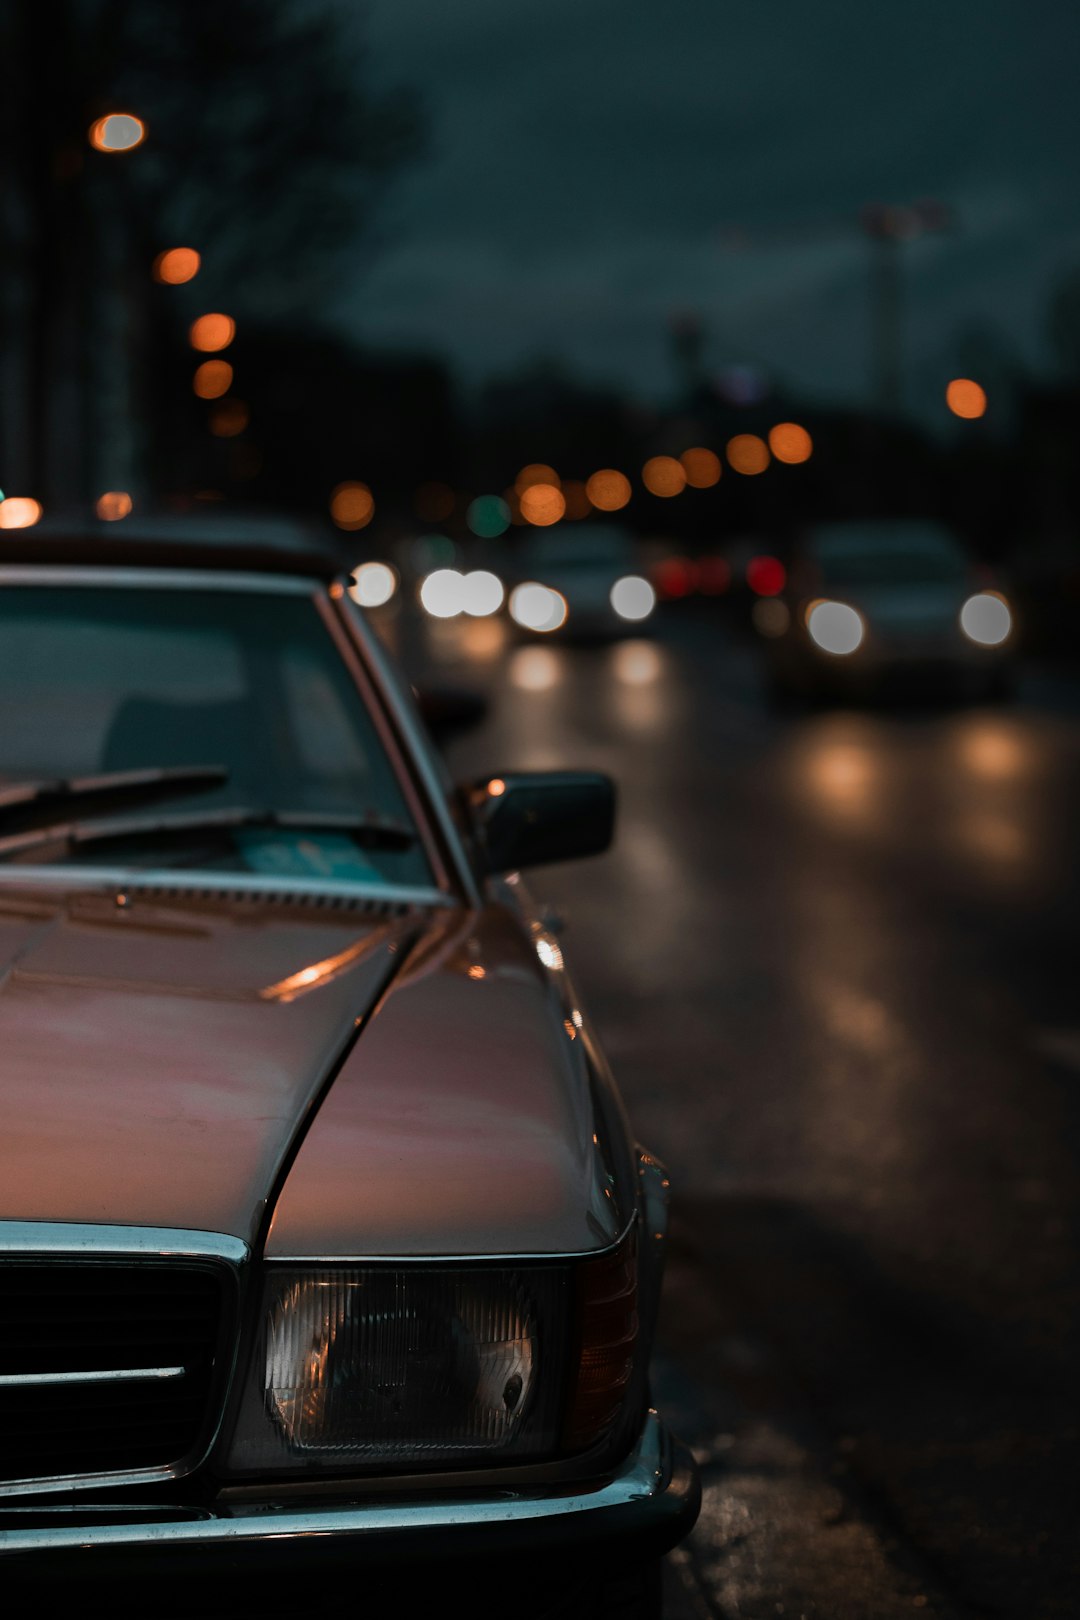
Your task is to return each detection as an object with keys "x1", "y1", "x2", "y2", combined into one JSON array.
[
  {"x1": 860, "y1": 201, "x2": 953, "y2": 417},
  {"x1": 716, "y1": 200, "x2": 954, "y2": 419}
]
